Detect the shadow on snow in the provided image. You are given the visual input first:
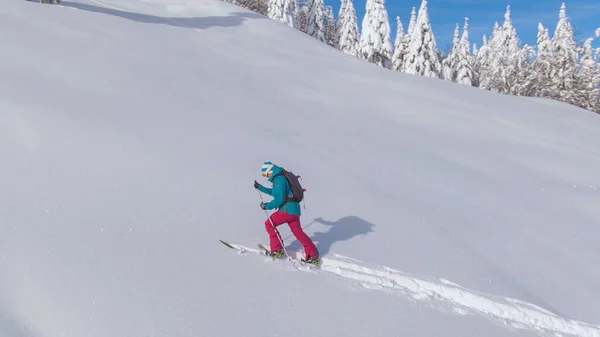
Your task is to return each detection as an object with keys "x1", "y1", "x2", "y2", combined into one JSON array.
[{"x1": 285, "y1": 216, "x2": 375, "y2": 257}]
